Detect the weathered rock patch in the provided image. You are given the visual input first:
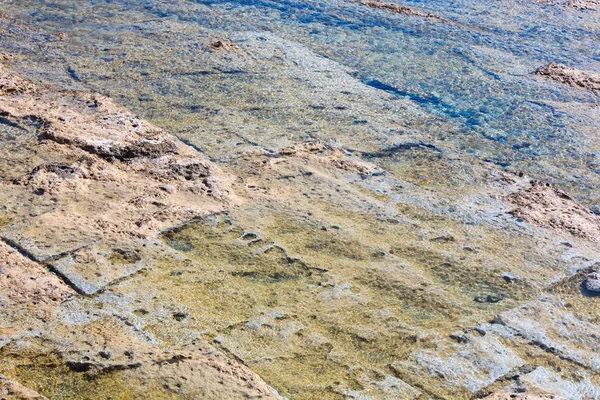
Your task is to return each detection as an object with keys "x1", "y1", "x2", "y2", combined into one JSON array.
[{"x1": 535, "y1": 63, "x2": 600, "y2": 92}]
